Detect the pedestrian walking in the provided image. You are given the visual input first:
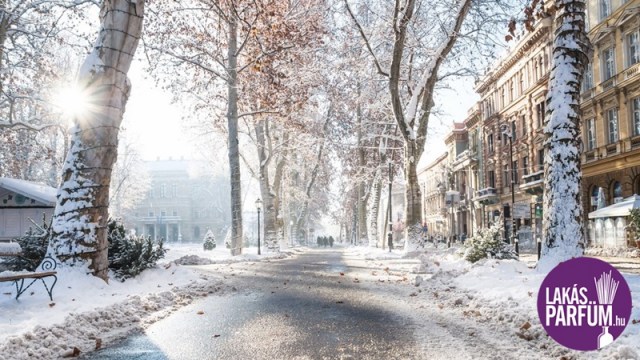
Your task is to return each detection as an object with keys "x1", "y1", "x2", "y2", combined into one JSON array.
[{"x1": 387, "y1": 232, "x2": 393, "y2": 252}]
